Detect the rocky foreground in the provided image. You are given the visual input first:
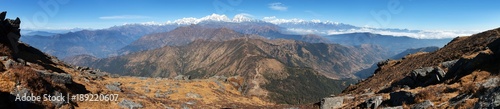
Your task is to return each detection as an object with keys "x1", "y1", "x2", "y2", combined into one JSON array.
[{"x1": 320, "y1": 28, "x2": 500, "y2": 108}]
